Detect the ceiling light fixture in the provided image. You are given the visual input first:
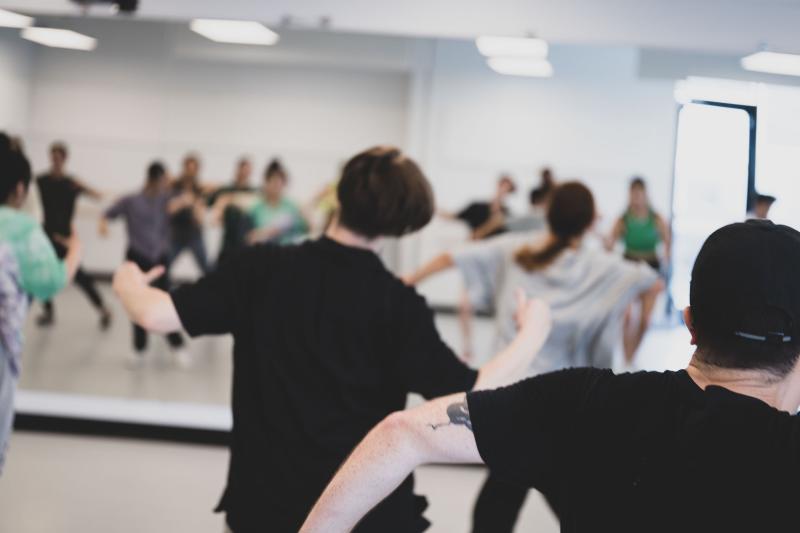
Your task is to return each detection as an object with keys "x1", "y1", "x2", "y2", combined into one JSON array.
[
  {"x1": 487, "y1": 57, "x2": 553, "y2": 78},
  {"x1": 0, "y1": 8, "x2": 33, "y2": 28},
  {"x1": 476, "y1": 36, "x2": 548, "y2": 58},
  {"x1": 741, "y1": 51, "x2": 800, "y2": 78},
  {"x1": 190, "y1": 19, "x2": 279, "y2": 46},
  {"x1": 21, "y1": 27, "x2": 97, "y2": 50}
]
